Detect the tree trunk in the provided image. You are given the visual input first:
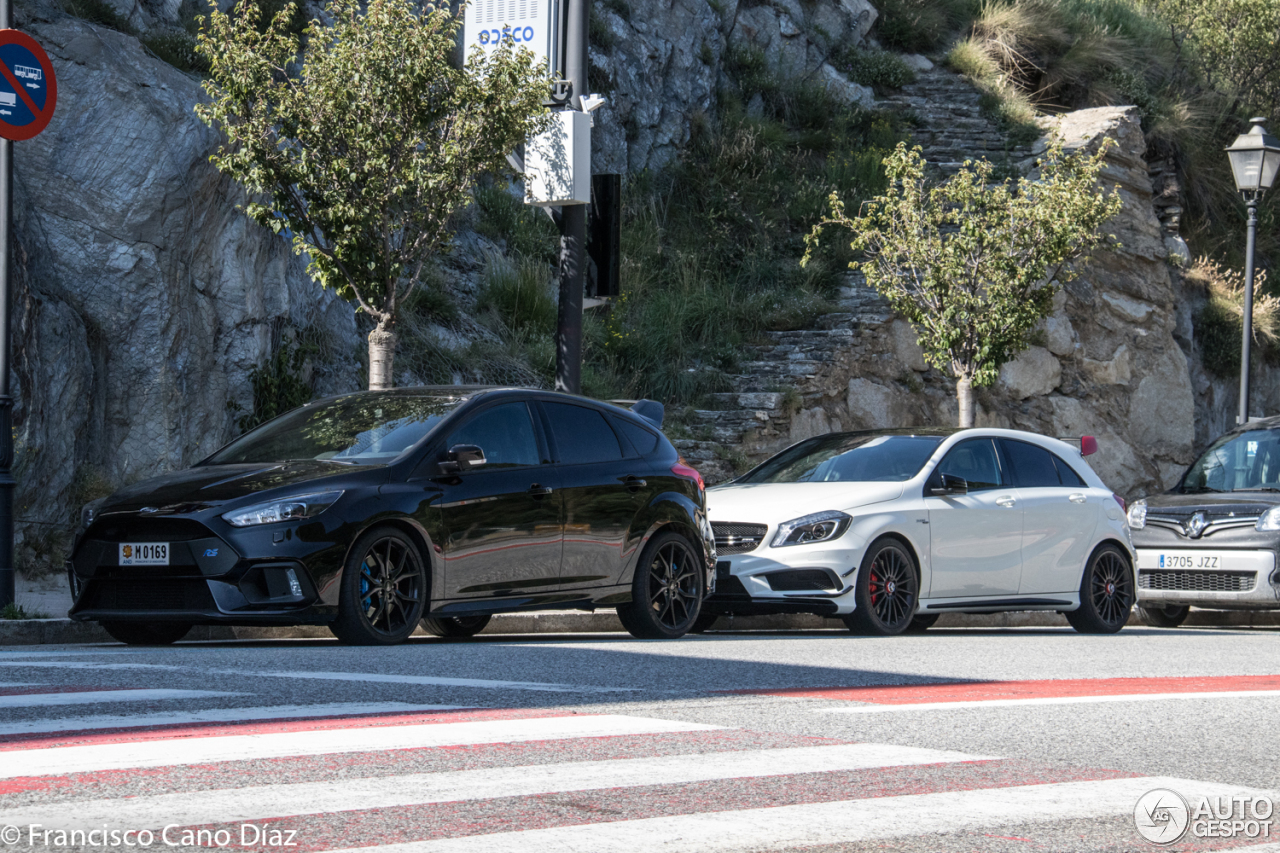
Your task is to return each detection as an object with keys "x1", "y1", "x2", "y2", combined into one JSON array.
[
  {"x1": 368, "y1": 322, "x2": 396, "y2": 391},
  {"x1": 956, "y1": 375, "x2": 974, "y2": 428}
]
